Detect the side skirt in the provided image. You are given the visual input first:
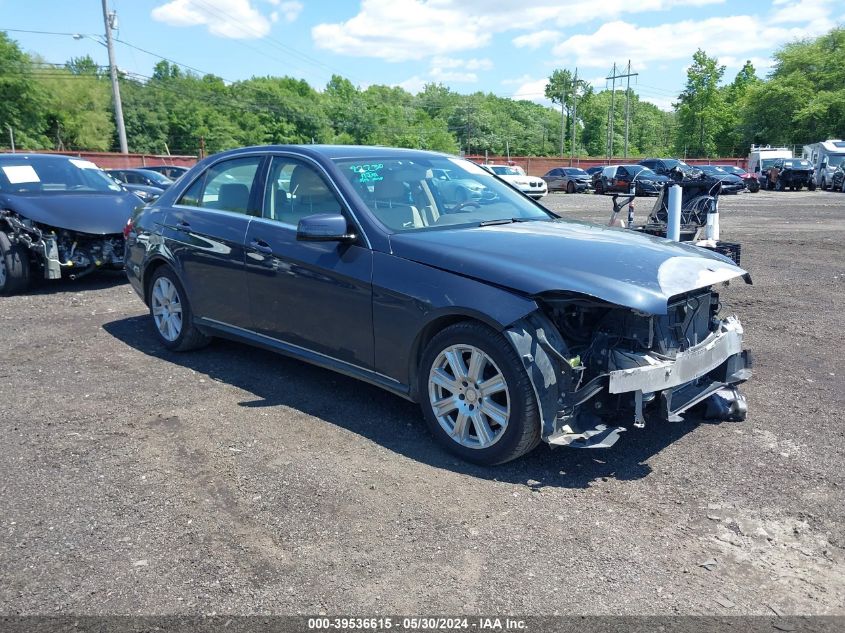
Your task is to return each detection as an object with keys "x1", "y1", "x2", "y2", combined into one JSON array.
[{"x1": 196, "y1": 317, "x2": 414, "y2": 402}]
